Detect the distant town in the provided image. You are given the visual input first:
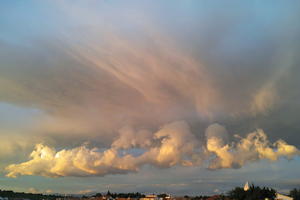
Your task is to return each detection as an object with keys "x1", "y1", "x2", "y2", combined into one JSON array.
[{"x1": 1, "y1": 183, "x2": 300, "y2": 200}]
